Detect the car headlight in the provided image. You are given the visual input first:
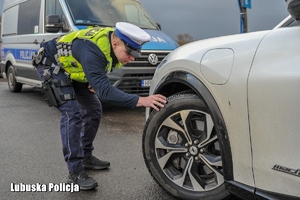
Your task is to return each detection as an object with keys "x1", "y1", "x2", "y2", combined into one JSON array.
[{"x1": 155, "y1": 54, "x2": 169, "y2": 74}]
